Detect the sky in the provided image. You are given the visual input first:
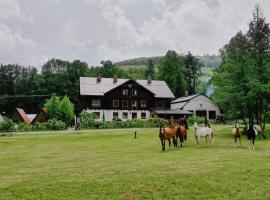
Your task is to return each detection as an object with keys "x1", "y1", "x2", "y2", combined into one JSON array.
[{"x1": 1, "y1": 0, "x2": 270, "y2": 69}]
